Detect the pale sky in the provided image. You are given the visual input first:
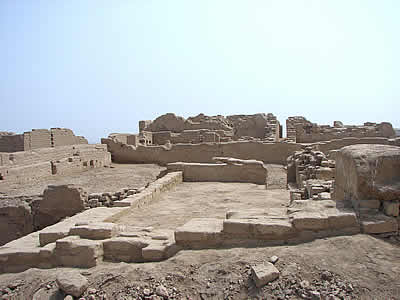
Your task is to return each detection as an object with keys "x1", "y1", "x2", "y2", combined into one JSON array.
[{"x1": 1, "y1": 1, "x2": 399, "y2": 142}]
